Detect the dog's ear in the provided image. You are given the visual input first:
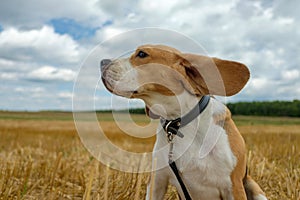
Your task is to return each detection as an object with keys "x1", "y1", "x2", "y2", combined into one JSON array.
[
  {"x1": 145, "y1": 106, "x2": 160, "y2": 119},
  {"x1": 180, "y1": 53, "x2": 250, "y2": 96}
]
